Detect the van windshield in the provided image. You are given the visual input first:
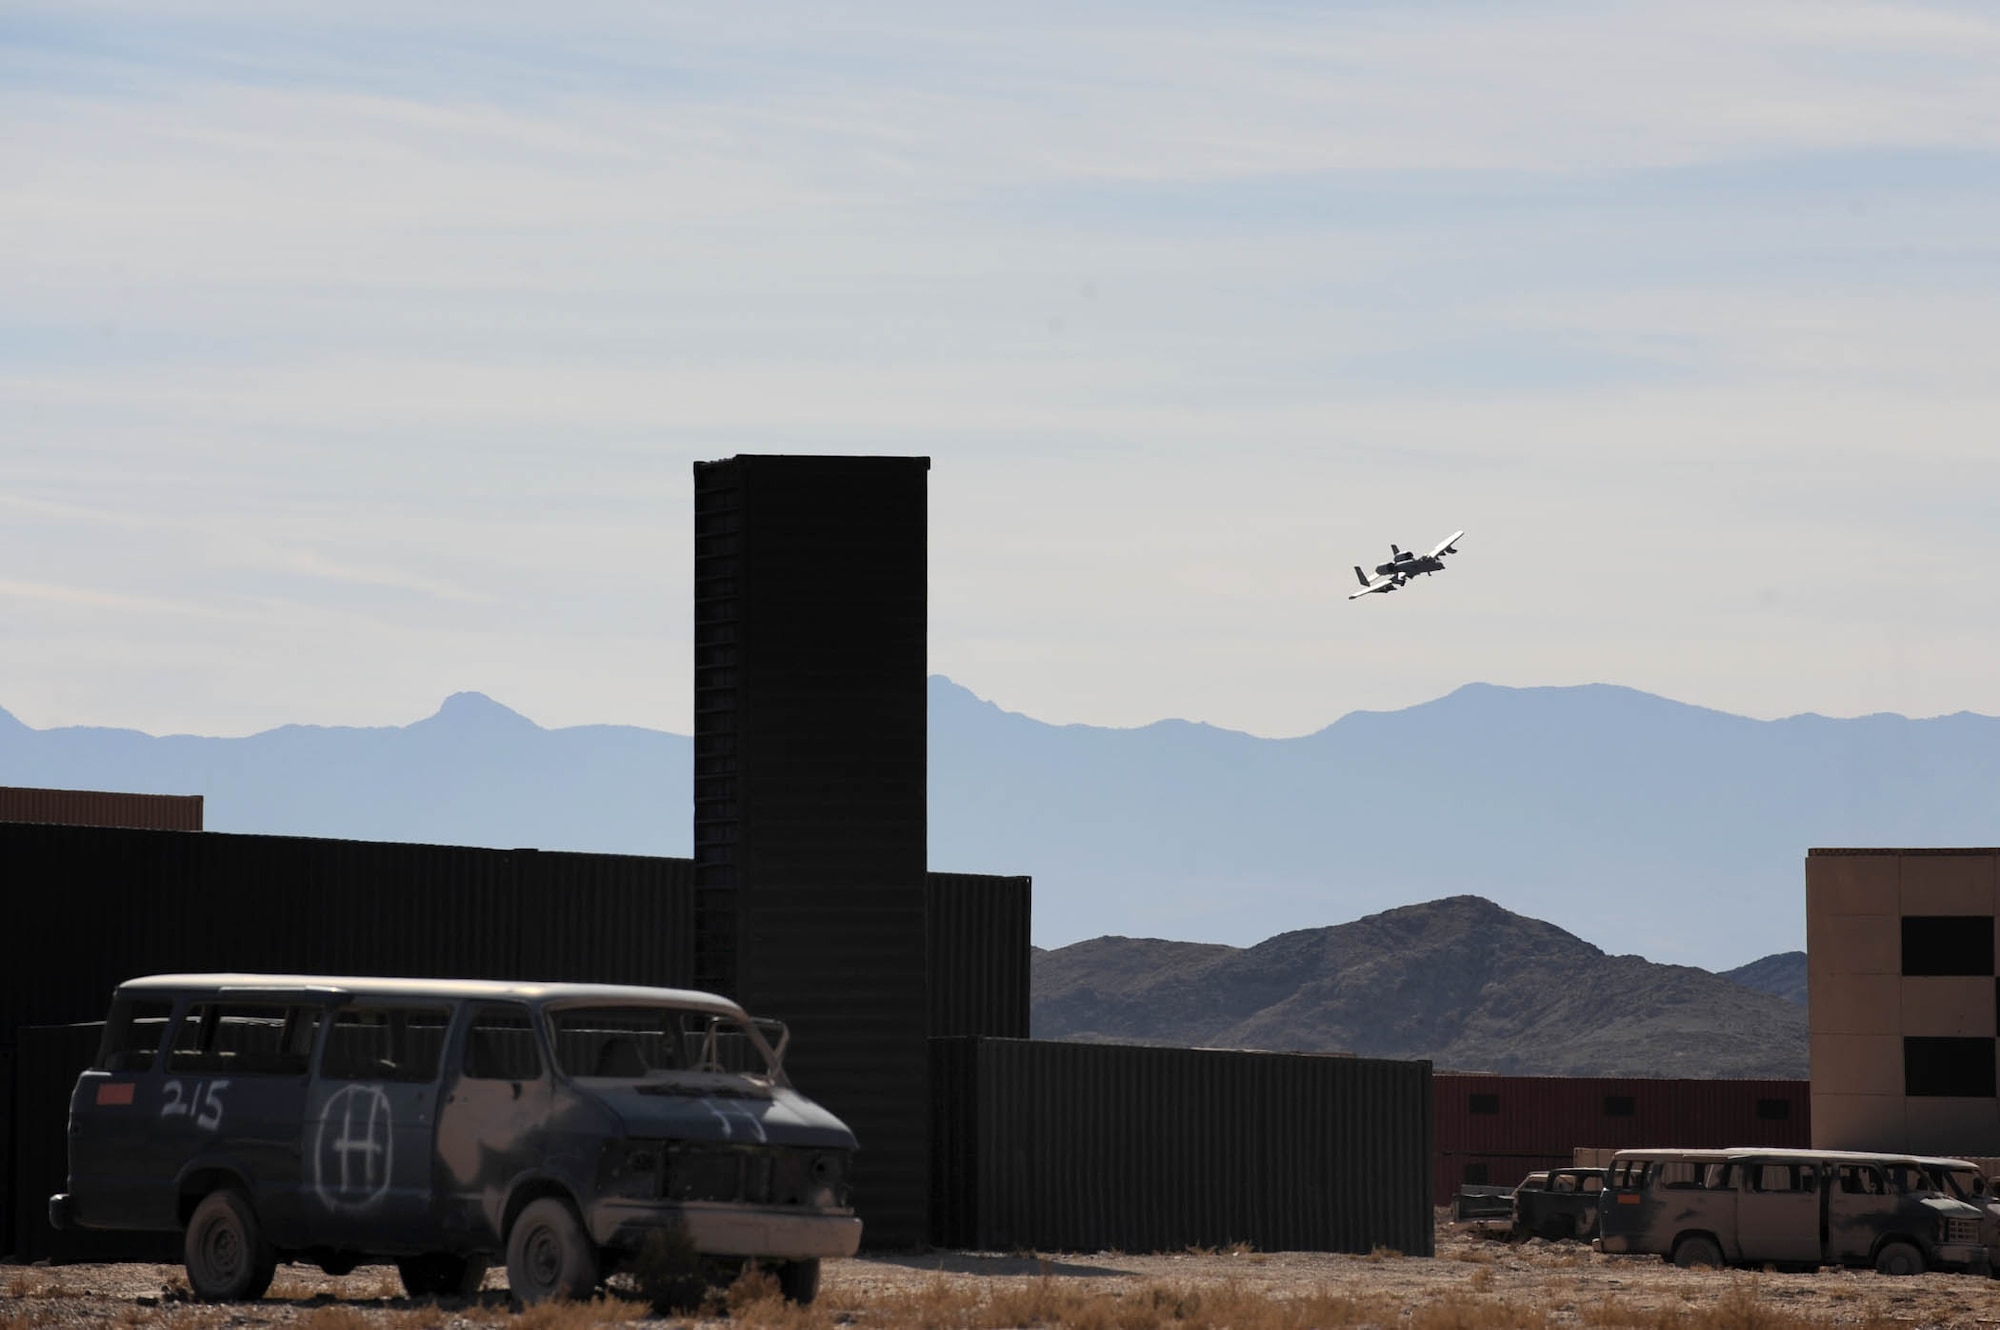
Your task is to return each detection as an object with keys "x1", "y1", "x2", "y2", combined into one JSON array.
[{"x1": 546, "y1": 1005, "x2": 772, "y2": 1081}]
